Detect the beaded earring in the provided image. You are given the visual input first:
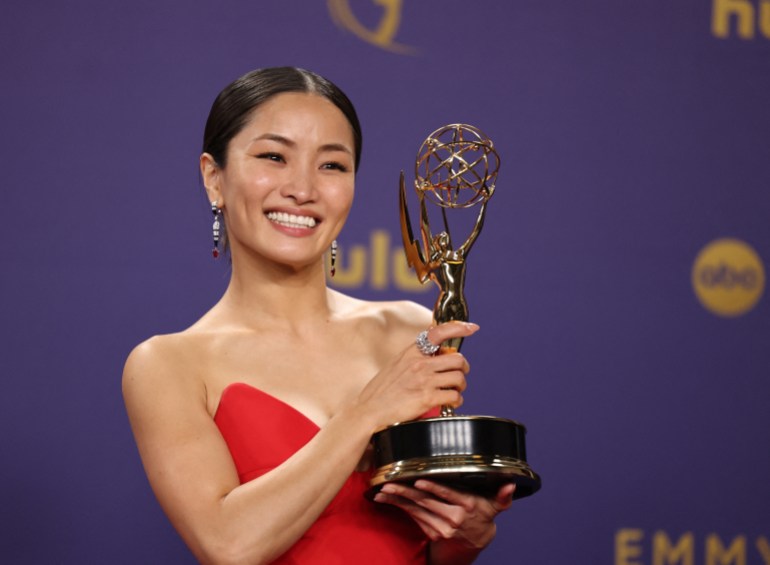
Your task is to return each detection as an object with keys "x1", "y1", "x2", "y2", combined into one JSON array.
[
  {"x1": 330, "y1": 240, "x2": 338, "y2": 277},
  {"x1": 211, "y1": 202, "x2": 222, "y2": 258}
]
